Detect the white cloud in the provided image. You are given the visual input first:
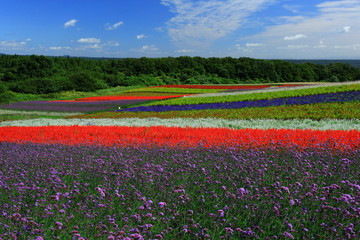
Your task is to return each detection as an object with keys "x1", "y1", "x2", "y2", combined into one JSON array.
[
  {"x1": 141, "y1": 45, "x2": 158, "y2": 51},
  {"x1": 136, "y1": 34, "x2": 145, "y2": 40},
  {"x1": 334, "y1": 44, "x2": 360, "y2": 49},
  {"x1": 282, "y1": 4, "x2": 302, "y2": 13},
  {"x1": 316, "y1": 0, "x2": 360, "y2": 11},
  {"x1": 104, "y1": 41, "x2": 120, "y2": 47},
  {"x1": 342, "y1": 26, "x2": 351, "y2": 32},
  {"x1": 284, "y1": 34, "x2": 307, "y2": 40},
  {"x1": 64, "y1": 19, "x2": 78, "y2": 28},
  {"x1": 245, "y1": 43, "x2": 264, "y2": 47},
  {"x1": 106, "y1": 21, "x2": 123, "y2": 30},
  {"x1": 77, "y1": 38, "x2": 101, "y2": 43},
  {"x1": 175, "y1": 49, "x2": 195, "y2": 53},
  {"x1": 86, "y1": 44, "x2": 102, "y2": 49},
  {"x1": 161, "y1": 0, "x2": 272, "y2": 47},
  {"x1": 49, "y1": 46, "x2": 71, "y2": 50},
  {"x1": 243, "y1": 0, "x2": 360, "y2": 58},
  {"x1": 280, "y1": 45, "x2": 309, "y2": 49},
  {"x1": 131, "y1": 45, "x2": 159, "y2": 52},
  {"x1": 0, "y1": 40, "x2": 26, "y2": 49}
]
